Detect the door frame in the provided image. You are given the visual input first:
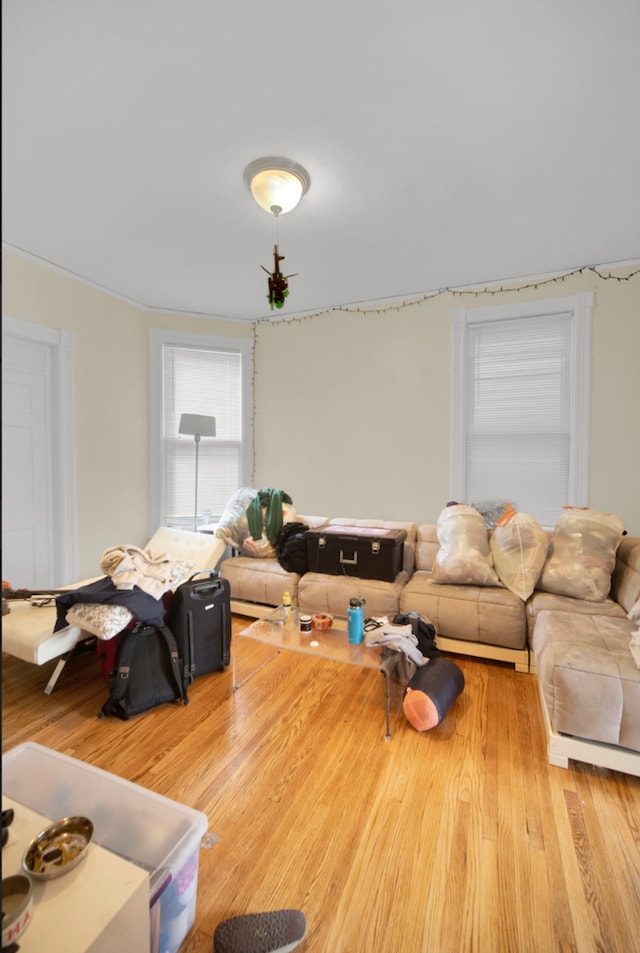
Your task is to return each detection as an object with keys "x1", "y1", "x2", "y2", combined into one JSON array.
[{"x1": 2, "y1": 314, "x2": 78, "y2": 584}]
